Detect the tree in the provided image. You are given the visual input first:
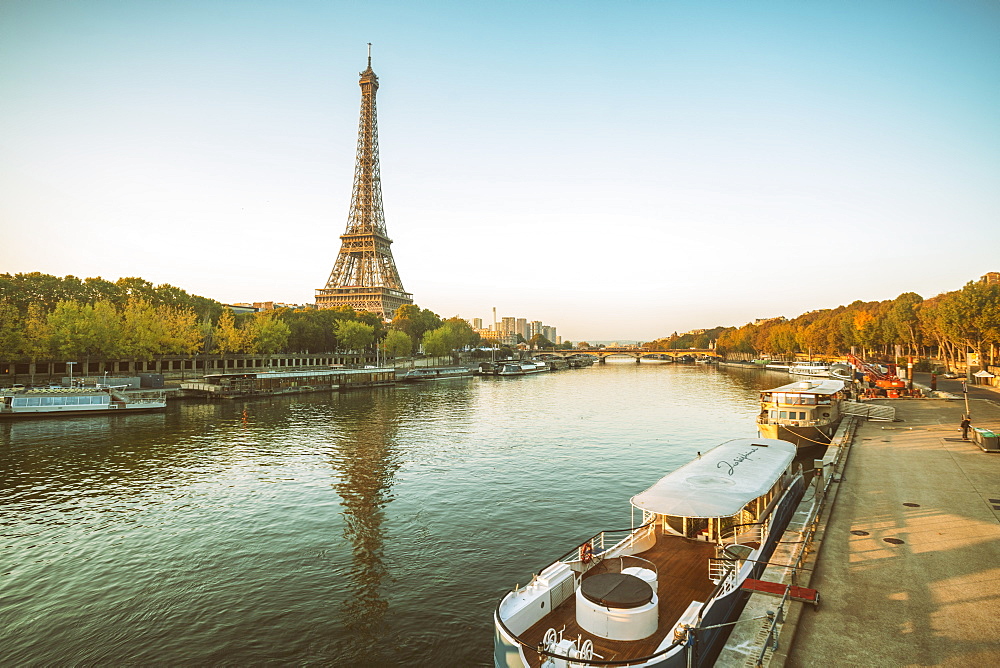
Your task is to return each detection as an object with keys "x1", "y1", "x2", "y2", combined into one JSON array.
[
  {"x1": 48, "y1": 300, "x2": 94, "y2": 361},
  {"x1": 21, "y1": 303, "x2": 53, "y2": 382},
  {"x1": 159, "y1": 305, "x2": 203, "y2": 357},
  {"x1": 121, "y1": 298, "x2": 165, "y2": 361},
  {"x1": 391, "y1": 304, "x2": 442, "y2": 347},
  {"x1": 212, "y1": 309, "x2": 246, "y2": 360},
  {"x1": 886, "y1": 292, "x2": 923, "y2": 355},
  {"x1": 335, "y1": 320, "x2": 375, "y2": 352},
  {"x1": 0, "y1": 302, "x2": 23, "y2": 362},
  {"x1": 421, "y1": 326, "x2": 453, "y2": 359},
  {"x1": 529, "y1": 333, "x2": 554, "y2": 349},
  {"x1": 247, "y1": 311, "x2": 291, "y2": 360},
  {"x1": 577, "y1": 341, "x2": 591, "y2": 349},
  {"x1": 381, "y1": 330, "x2": 412, "y2": 359},
  {"x1": 442, "y1": 317, "x2": 480, "y2": 349}
]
